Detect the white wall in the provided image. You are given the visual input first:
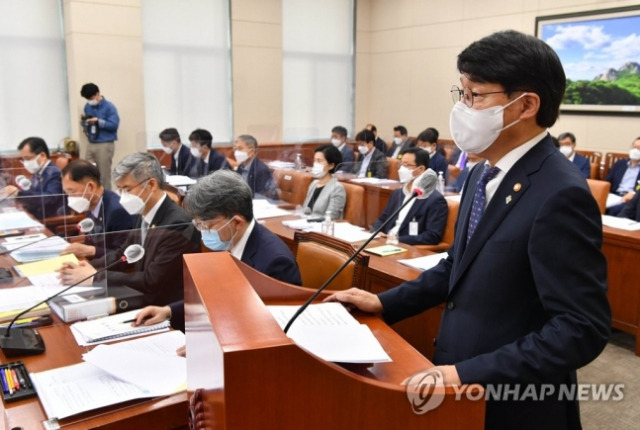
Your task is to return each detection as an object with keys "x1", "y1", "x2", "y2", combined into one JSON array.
[{"x1": 360, "y1": 0, "x2": 640, "y2": 153}]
